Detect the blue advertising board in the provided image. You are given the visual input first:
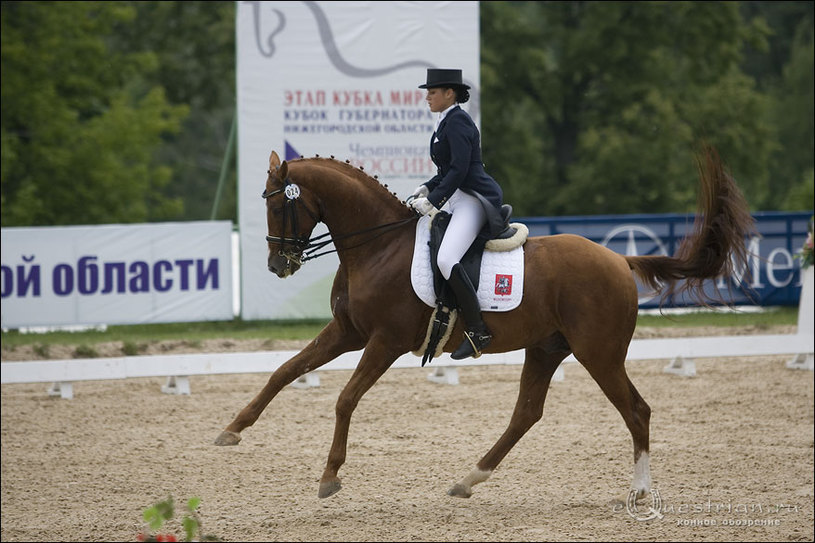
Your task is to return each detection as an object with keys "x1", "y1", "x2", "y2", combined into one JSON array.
[{"x1": 518, "y1": 211, "x2": 813, "y2": 308}]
